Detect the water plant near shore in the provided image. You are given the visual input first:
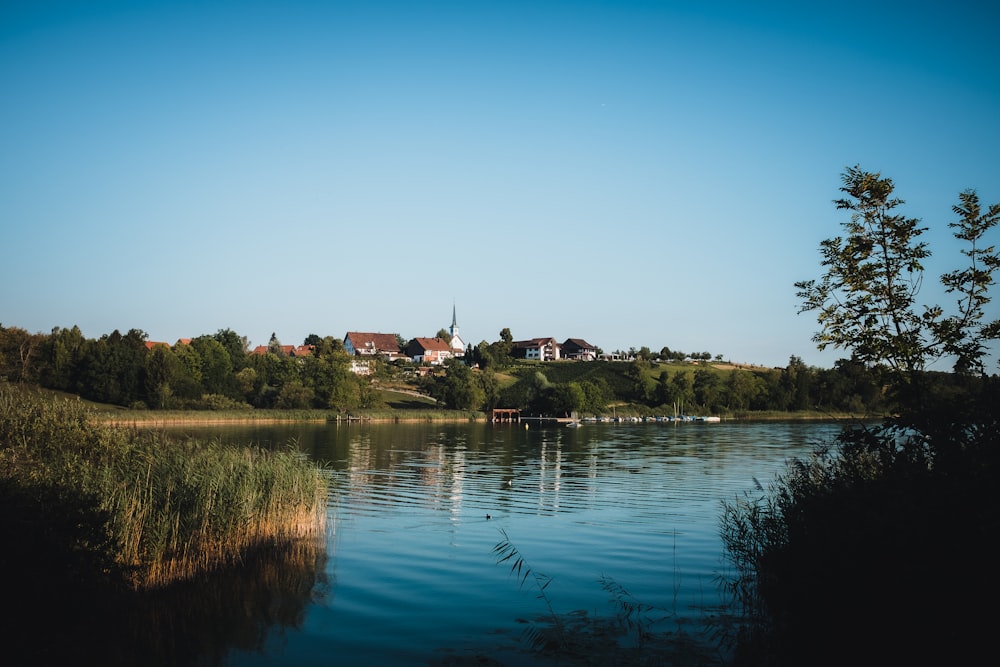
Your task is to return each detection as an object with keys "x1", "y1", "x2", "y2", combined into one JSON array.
[
  {"x1": 0, "y1": 382, "x2": 327, "y2": 590},
  {"x1": 492, "y1": 528, "x2": 727, "y2": 664}
]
